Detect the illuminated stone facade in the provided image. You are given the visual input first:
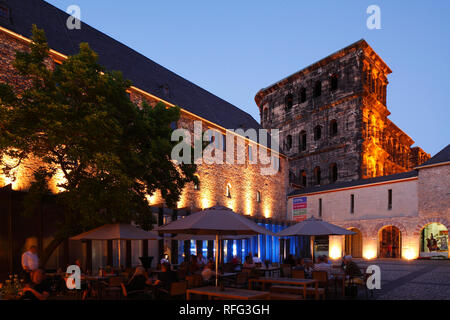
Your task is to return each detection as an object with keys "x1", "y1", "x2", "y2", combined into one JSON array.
[
  {"x1": 255, "y1": 40, "x2": 430, "y2": 188},
  {"x1": 287, "y1": 145, "x2": 450, "y2": 260},
  {"x1": 0, "y1": 26, "x2": 288, "y2": 221}
]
